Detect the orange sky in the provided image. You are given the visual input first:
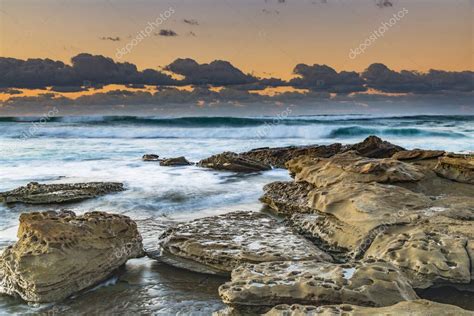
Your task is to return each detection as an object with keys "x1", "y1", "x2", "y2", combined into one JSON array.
[{"x1": 0, "y1": 0, "x2": 472, "y2": 79}]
